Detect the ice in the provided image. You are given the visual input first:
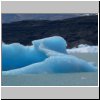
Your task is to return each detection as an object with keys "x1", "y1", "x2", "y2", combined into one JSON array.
[
  {"x1": 3, "y1": 55, "x2": 97, "y2": 75},
  {"x1": 2, "y1": 43, "x2": 47, "y2": 71},
  {"x1": 2, "y1": 36, "x2": 67, "y2": 71},
  {"x1": 67, "y1": 44, "x2": 98, "y2": 53},
  {"x1": 2, "y1": 36, "x2": 97, "y2": 74}
]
